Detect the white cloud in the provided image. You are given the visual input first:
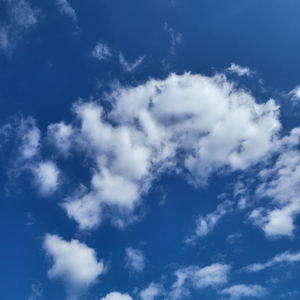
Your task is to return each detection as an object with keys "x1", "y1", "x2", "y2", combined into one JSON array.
[
  {"x1": 241, "y1": 249, "x2": 300, "y2": 273},
  {"x1": 140, "y1": 282, "x2": 163, "y2": 300},
  {"x1": 0, "y1": 0, "x2": 41, "y2": 53},
  {"x1": 100, "y1": 292, "x2": 133, "y2": 300},
  {"x1": 169, "y1": 263, "x2": 230, "y2": 299},
  {"x1": 226, "y1": 63, "x2": 252, "y2": 77},
  {"x1": 49, "y1": 72, "x2": 281, "y2": 230},
  {"x1": 56, "y1": 0, "x2": 77, "y2": 21},
  {"x1": 47, "y1": 121, "x2": 74, "y2": 157},
  {"x1": 249, "y1": 128, "x2": 300, "y2": 238},
  {"x1": 43, "y1": 234, "x2": 105, "y2": 299},
  {"x1": 221, "y1": 284, "x2": 267, "y2": 300},
  {"x1": 91, "y1": 43, "x2": 112, "y2": 61},
  {"x1": 119, "y1": 52, "x2": 145, "y2": 72},
  {"x1": 31, "y1": 161, "x2": 60, "y2": 196},
  {"x1": 164, "y1": 23, "x2": 182, "y2": 55},
  {"x1": 185, "y1": 200, "x2": 234, "y2": 244},
  {"x1": 289, "y1": 86, "x2": 300, "y2": 103},
  {"x1": 125, "y1": 247, "x2": 145, "y2": 273}
]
